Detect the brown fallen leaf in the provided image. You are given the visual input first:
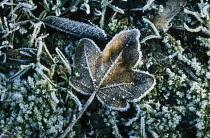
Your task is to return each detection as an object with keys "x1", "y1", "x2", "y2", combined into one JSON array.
[
  {"x1": 153, "y1": 0, "x2": 186, "y2": 32},
  {"x1": 60, "y1": 29, "x2": 156, "y2": 138},
  {"x1": 70, "y1": 29, "x2": 156, "y2": 110}
]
